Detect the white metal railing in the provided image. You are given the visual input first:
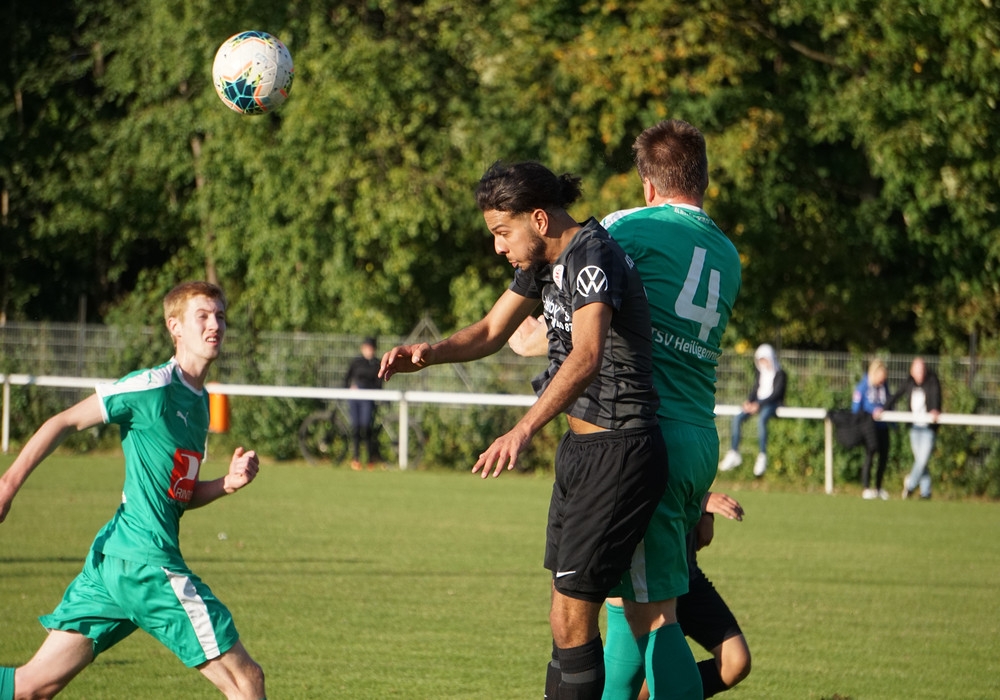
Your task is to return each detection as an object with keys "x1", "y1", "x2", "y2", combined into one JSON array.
[{"x1": 3, "y1": 374, "x2": 999, "y2": 493}]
